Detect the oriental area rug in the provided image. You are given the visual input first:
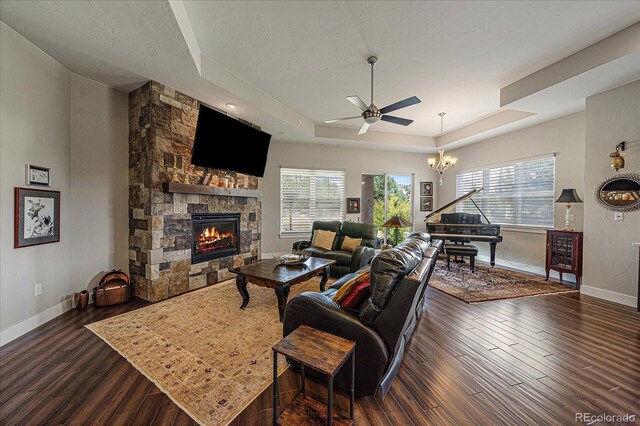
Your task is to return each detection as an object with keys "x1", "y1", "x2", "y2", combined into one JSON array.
[
  {"x1": 429, "y1": 262, "x2": 578, "y2": 303},
  {"x1": 87, "y1": 277, "x2": 325, "y2": 426}
]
